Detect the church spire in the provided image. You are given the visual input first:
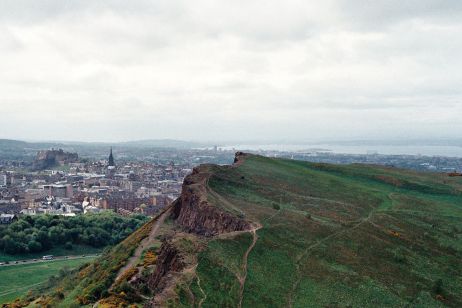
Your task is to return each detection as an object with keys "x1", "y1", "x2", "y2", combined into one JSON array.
[{"x1": 108, "y1": 147, "x2": 115, "y2": 167}]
